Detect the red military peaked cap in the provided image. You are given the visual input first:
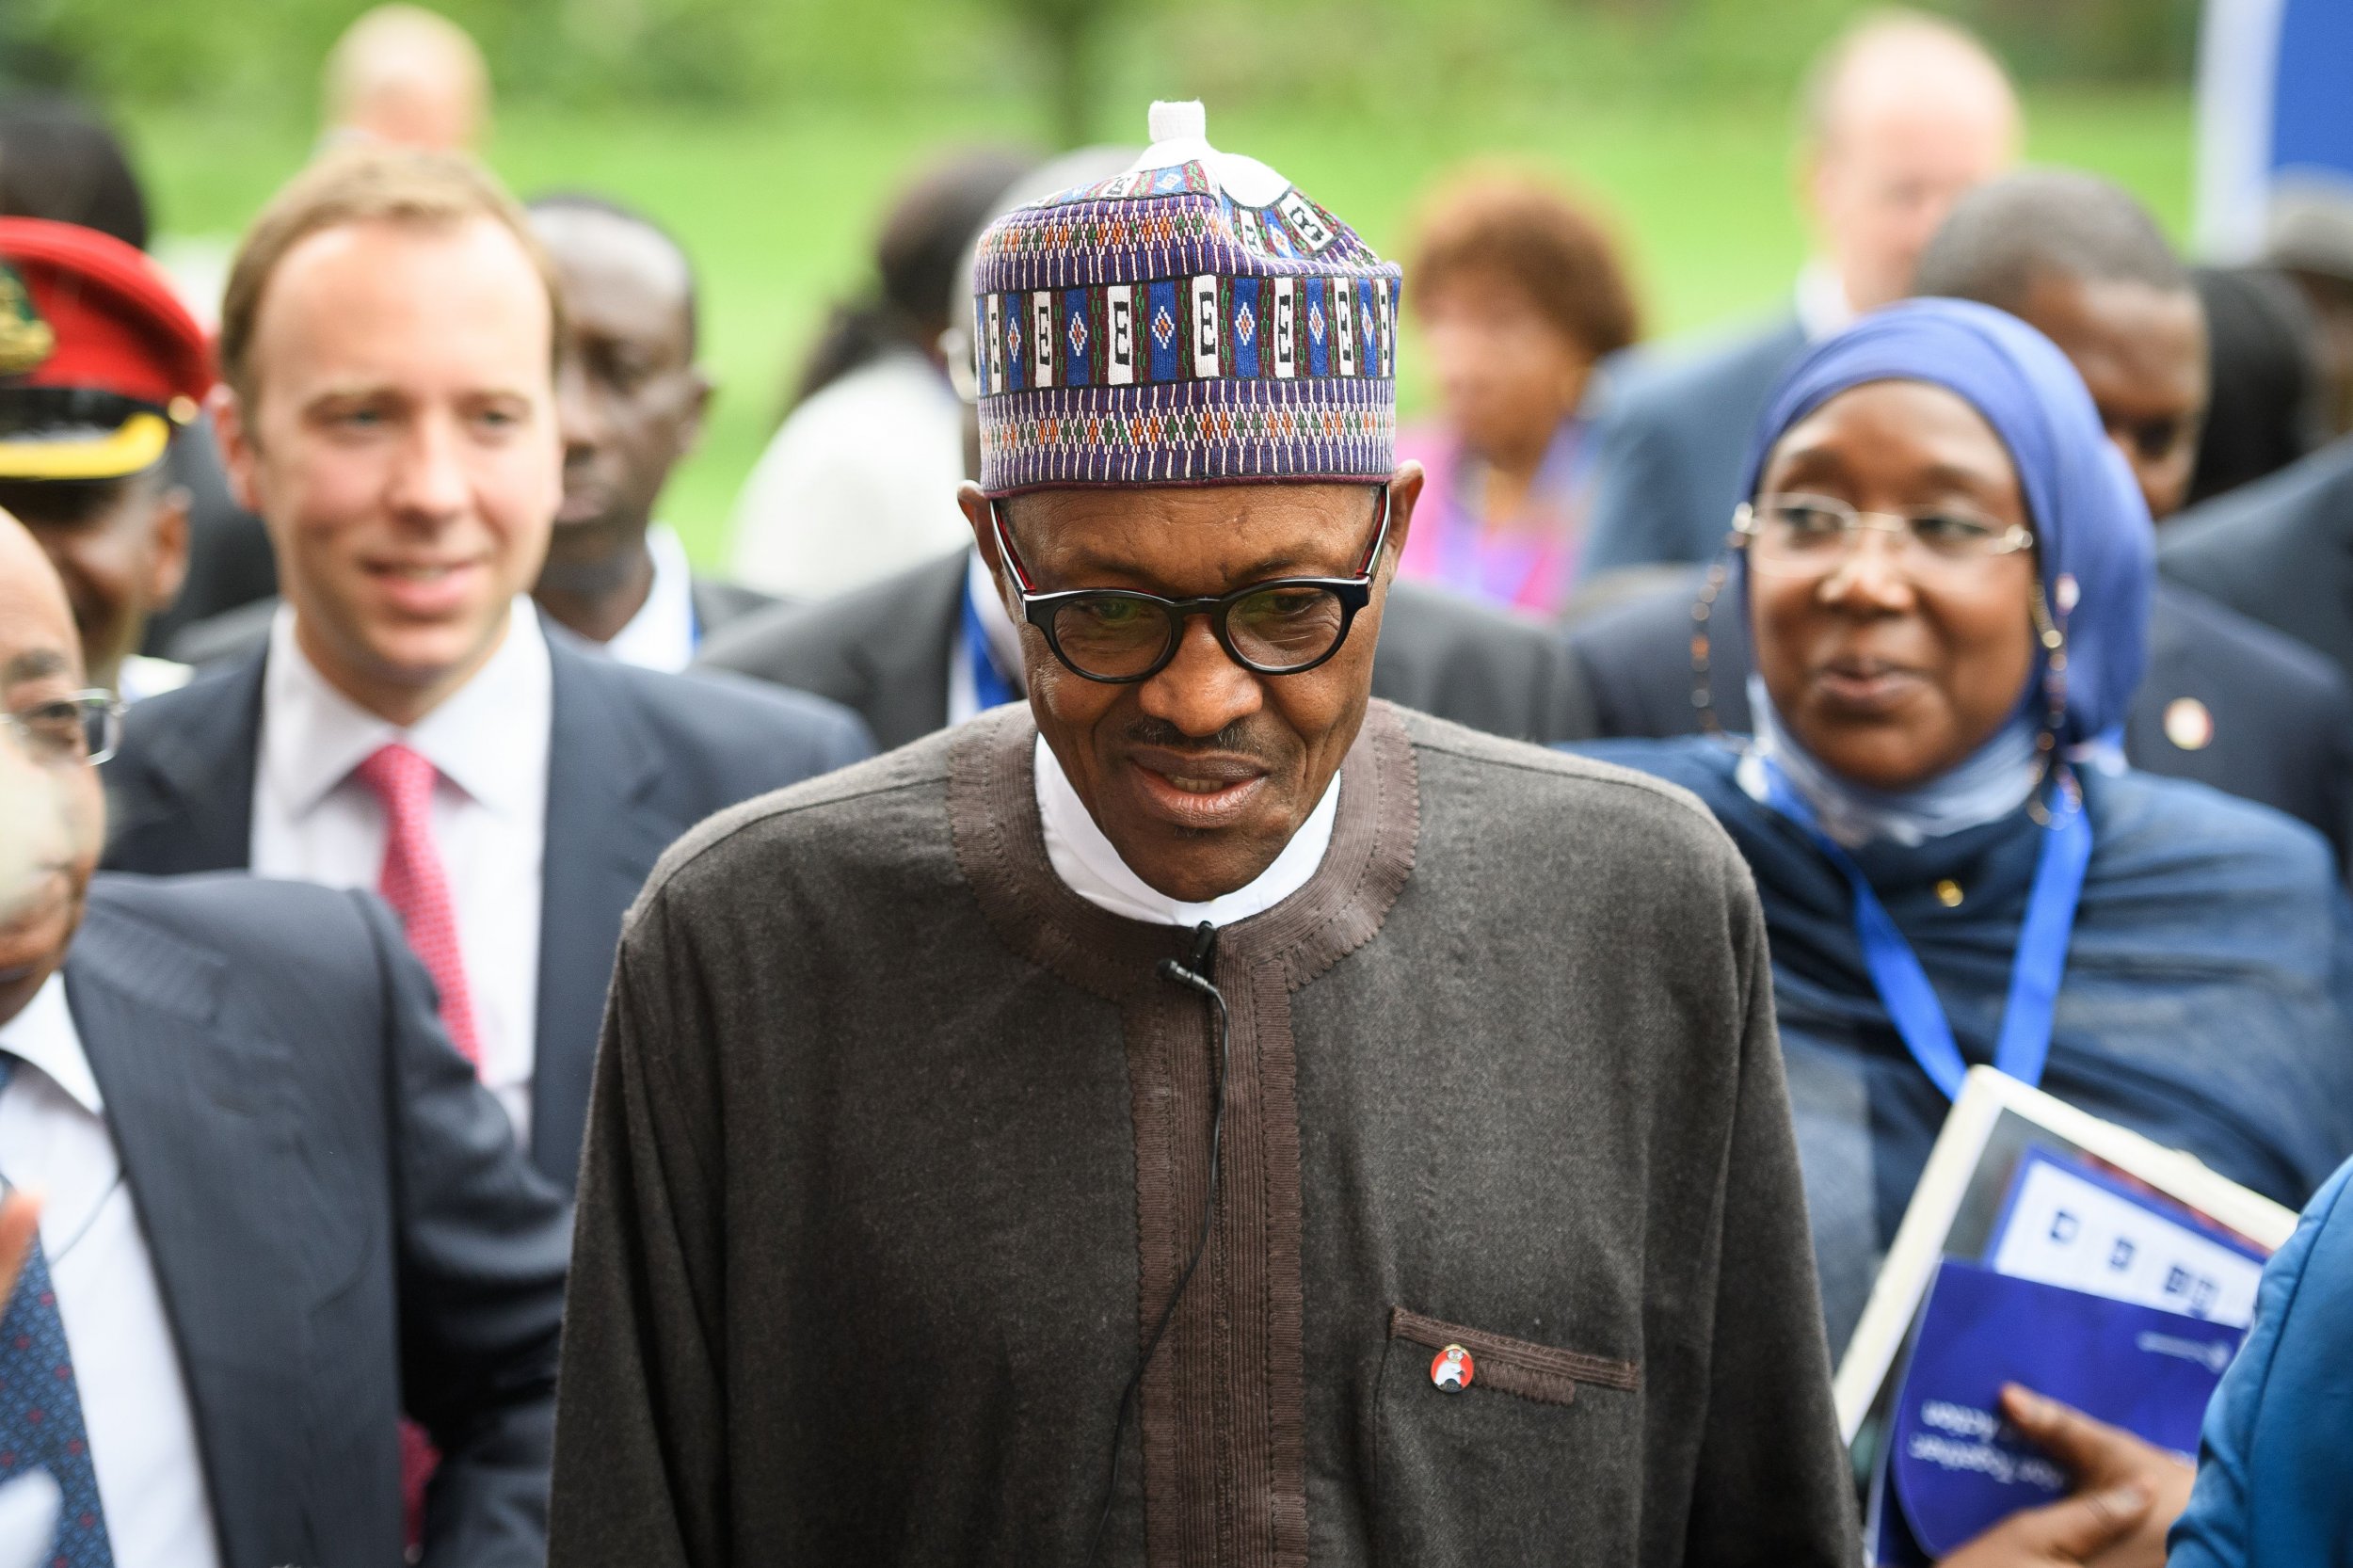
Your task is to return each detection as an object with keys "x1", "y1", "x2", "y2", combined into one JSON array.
[{"x1": 0, "y1": 216, "x2": 216, "y2": 481}]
